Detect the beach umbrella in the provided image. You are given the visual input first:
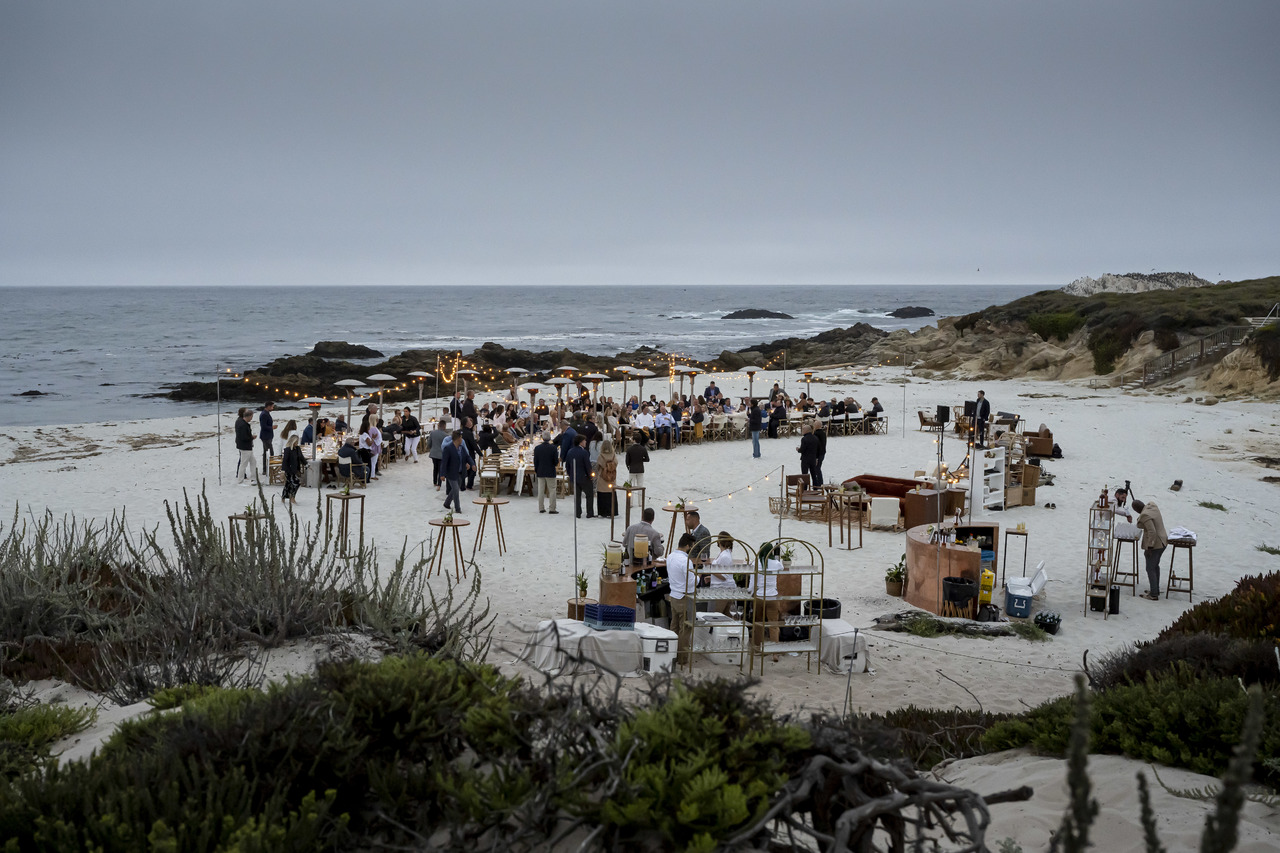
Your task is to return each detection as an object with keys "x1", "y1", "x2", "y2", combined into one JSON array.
[
  {"x1": 633, "y1": 368, "x2": 656, "y2": 404},
  {"x1": 407, "y1": 370, "x2": 434, "y2": 424},
  {"x1": 741, "y1": 366, "x2": 763, "y2": 401},
  {"x1": 504, "y1": 367, "x2": 529, "y2": 401},
  {"x1": 365, "y1": 374, "x2": 397, "y2": 420},
  {"x1": 455, "y1": 368, "x2": 479, "y2": 394},
  {"x1": 334, "y1": 379, "x2": 366, "y2": 428},
  {"x1": 582, "y1": 372, "x2": 610, "y2": 407}
]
